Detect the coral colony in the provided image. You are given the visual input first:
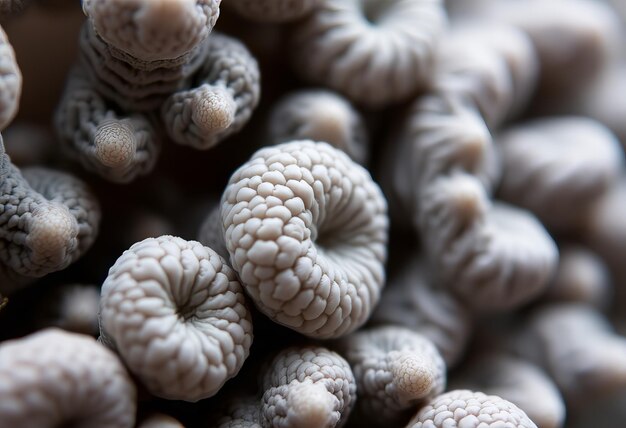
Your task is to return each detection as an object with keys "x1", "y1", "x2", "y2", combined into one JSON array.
[{"x1": 3, "y1": 0, "x2": 626, "y2": 427}]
